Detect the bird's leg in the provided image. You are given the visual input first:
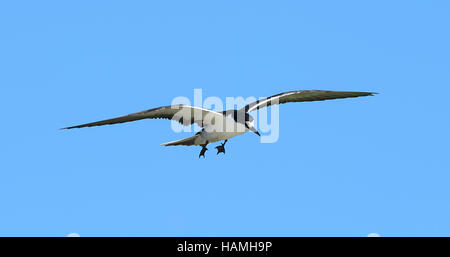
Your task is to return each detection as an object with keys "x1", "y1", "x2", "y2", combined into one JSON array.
[
  {"x1": 199, "y1": 141, "x2": 209, "y2": 158},
  {"x1": 215, "y1": 140, "x2": 228, "y2": 155}
]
